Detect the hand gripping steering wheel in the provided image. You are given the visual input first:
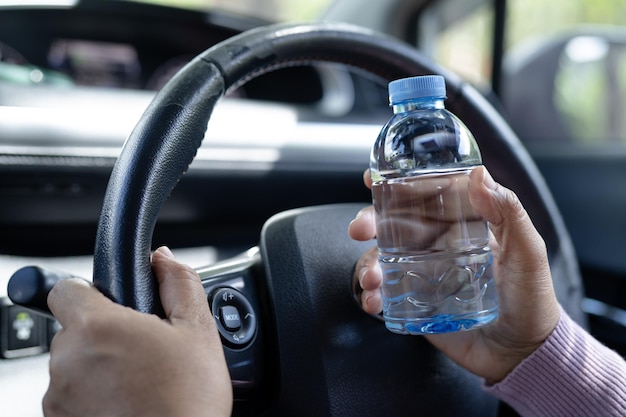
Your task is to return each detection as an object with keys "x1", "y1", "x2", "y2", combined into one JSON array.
[{"x1": 9, "y1": 22, "x2": 585, "y2": 417}]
